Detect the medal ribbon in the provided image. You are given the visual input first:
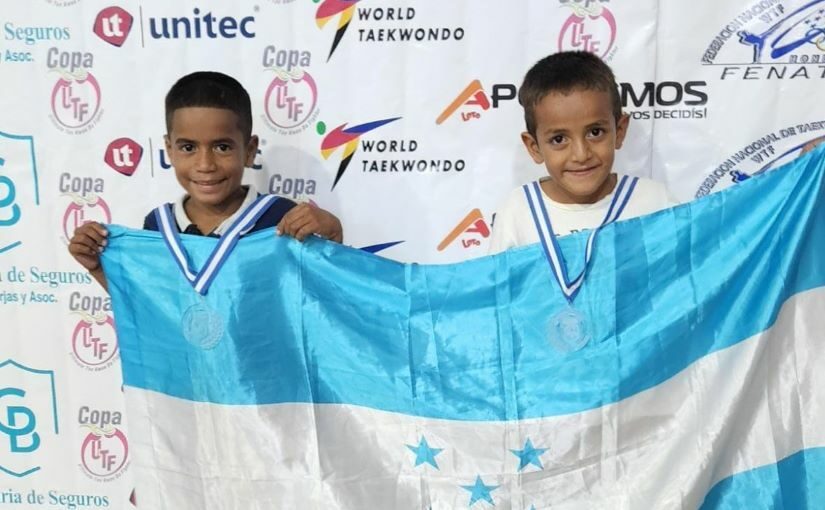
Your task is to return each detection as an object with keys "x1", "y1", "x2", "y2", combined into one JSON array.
[
  {"x1": 523, "y1": 175, "x2": 638, "y2": 302},
  {"x1": 154, "y1": 194, "x2": 280, "y2": 295}
]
